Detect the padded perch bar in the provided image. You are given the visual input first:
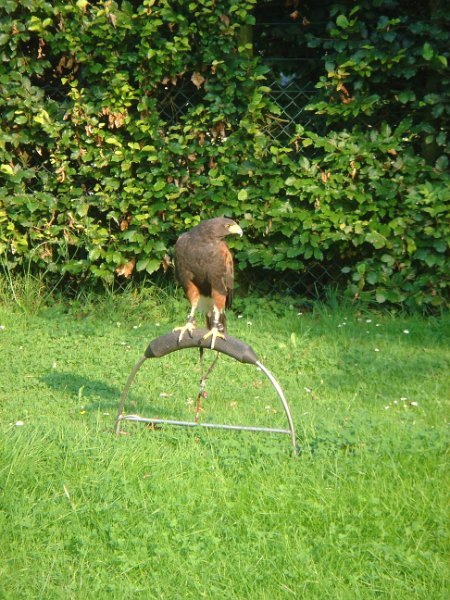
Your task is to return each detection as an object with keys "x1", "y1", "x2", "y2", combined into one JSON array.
[
  {"x1": 115, "y1": 330, "x2": 298, "y2": 455},
  {"x1": 144, "y1": 328, "x2": 259, "y2": 364}
]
